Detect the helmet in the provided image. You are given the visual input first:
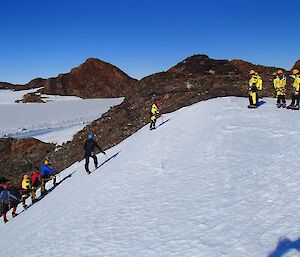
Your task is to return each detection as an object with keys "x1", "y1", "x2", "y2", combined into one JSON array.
[
  {"x1": 250, "y1": 70, "x2": 256, "y2": 75},
  {"x1": 277, "y1": 70, "x2": 283, "y2": 75},
  {"x1": 3, "y1": 183, "x2": 9, "y2": 189},
  {"x1": 44, "y1": 160, "x2": 49, "y2": 165},
  {"x1": 23, "y1": 175, "x2": 29, "y2": 180},
  {"x1": 88, "y1": 133, "x2": 94, "y2": 139},
  {"x1": 293, "y1": 69, "x2": 299, "y2": 75},
  {"x1": 156, "y1": 102, "x2": 161, "y2": 107}
]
